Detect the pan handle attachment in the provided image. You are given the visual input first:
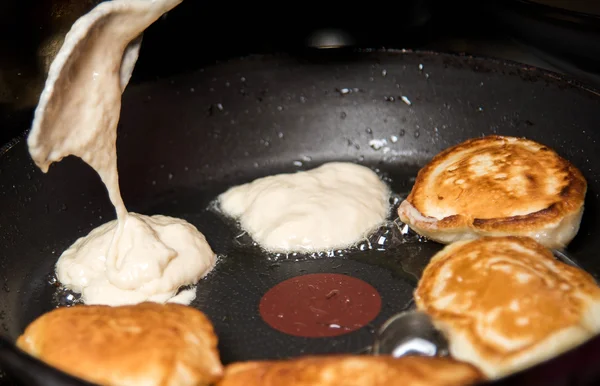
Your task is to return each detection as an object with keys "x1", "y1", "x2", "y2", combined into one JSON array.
[{"x1": 0, "y1": 336, "x2": 97, "y2": 386}]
